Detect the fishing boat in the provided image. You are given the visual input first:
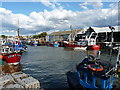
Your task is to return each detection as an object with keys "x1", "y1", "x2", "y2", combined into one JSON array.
[
  {"x1": 67, "y1": 48, "x2": 120, "y2": 89},
  {"x1": 53, "y1": 41, "x2": 59, "y2": 47},
  {"x1": 64, "y1": 27, "x2": 100, "y2": 50},
  {"x1": 65, "y1": 41, "x2": 100, "y2": 50},
  {"x1": 33, "y1": 40, "x2": 38, "y2": 46},
  {"x1": 13, "y1": 41, "x2": 27, "y2": 52},
  {"x1": 2, "y1": 52, "x2": 22, "y2": 65},
  {"x1": 2, "y1": 46, "x2": 22, "y2": 65},
  {"x1": 65, "y1": 40, "x2": 87, "y2": 50},
  {"x1": 47, "y1": 41, "x2": 59, "y2": 47}
]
